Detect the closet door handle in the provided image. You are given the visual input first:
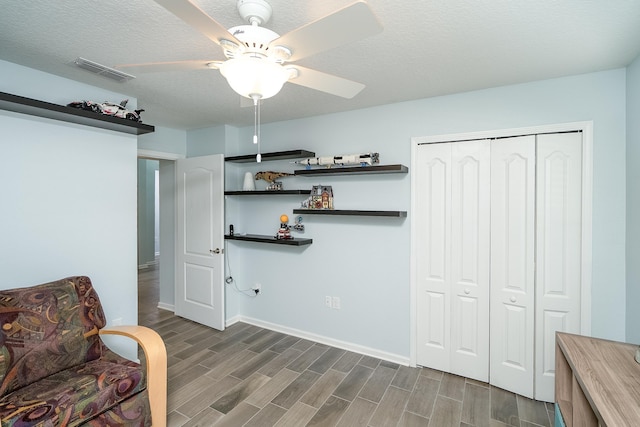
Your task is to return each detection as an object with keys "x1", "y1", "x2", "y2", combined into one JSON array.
[
  {"x1": 464, "y1": 289, "x2": 471, "y2": 295},
  {"x1": 509, "y1": 296, "x2": 517, "y2": 303}
]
